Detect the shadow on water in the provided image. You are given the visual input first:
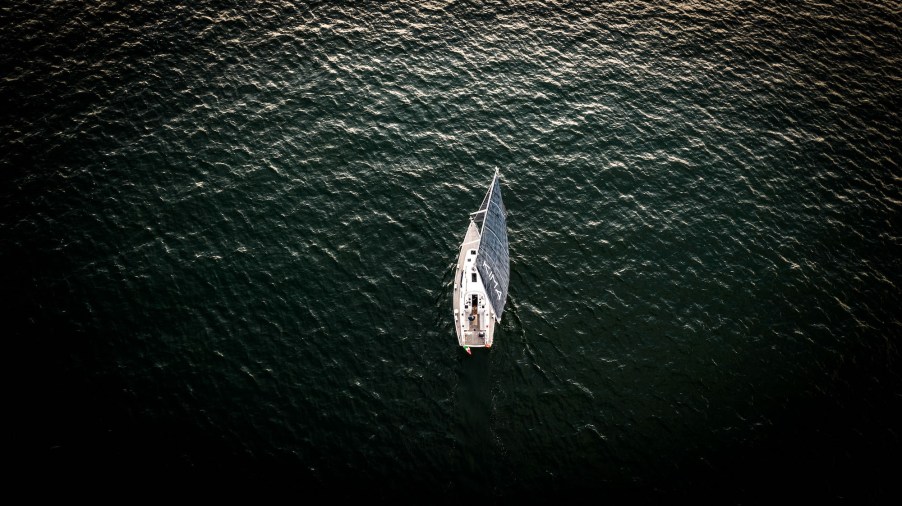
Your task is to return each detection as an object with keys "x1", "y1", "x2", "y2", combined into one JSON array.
[{"x1": 447, "y1": 348, "x2": 497, "y2": 498}]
